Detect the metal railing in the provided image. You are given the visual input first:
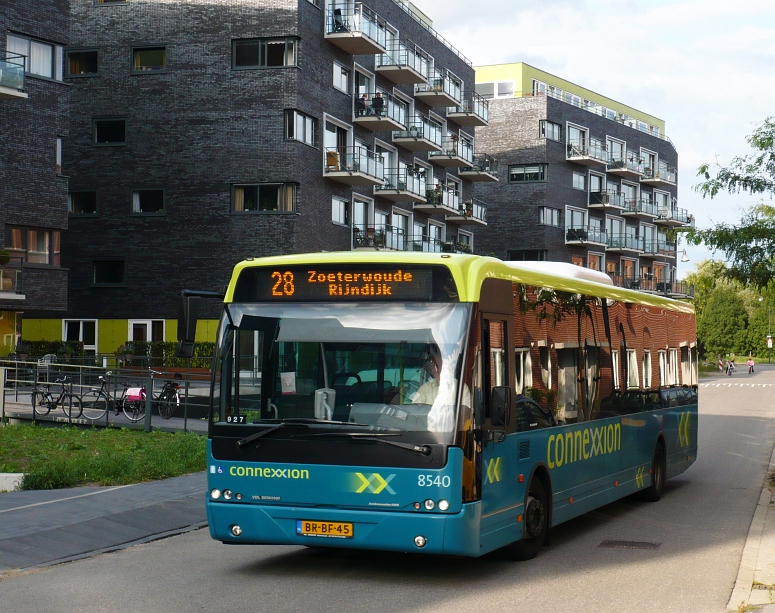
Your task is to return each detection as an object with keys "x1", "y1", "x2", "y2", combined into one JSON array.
[
  {"x1": 354, "y1": 90, "x2": 407, "y2": 126},
  {"x1": 463, "y1": 199, "x2": 487, "y2": 223},
  {"x1": 393, "y1": 113, "x2": 442, "y2": 146},
  {"x1": 351, "y1": 225, "x2": 475, "y2": 253},
  {"x1": 643, "y1": 162, "x2": 677, "y2": 183},
  {"x1": 566, "y1": 226, "x2": 607, "y2": 243},
  {"x1": 607, "y1": 275, "x2": 693, "y2": 296},
  {"x1": 0, "y1": 51, "x2": 25, "y2": 91},
  {"x1": 622, "y1": 197, "x2": 657, "y2": 216},
  {"x1": 447, "y1": 90, "x2": 489, "y2": 123},
  {"x1": 589, "y1": 189, "x2": 625, "y2": 207},
  {"x1": 415, "y1": 68, "x2": 462, "y2": 103},
  {"x1": 375, "y1": 167, "x2": 427, "y2": 197},
  {"x1": 607, "y1": 152, "x2": 644, "y2": 174},
  {"x1": 324, "y1": 147, "x2": 385, "y2": 181},
  {"x1": 656, "y1": 205, "x2": 693, "y2": 225},
  {"x1": 567, "y1": 138, "x2": 607, "y2": 163},
  {"x1": 376, "y1": 39, "x2": 431, "y2": 80},
  {"x1": 461, "y1": 153, "x2": 499, "y2": 175},
  {"x1": 607, "y1": 233, "x2": 643, "y2": 251},
  {"x1": 428, "y1": 136, "x2": 473, "y2": 163},
  {"x1": 326, "y1": 3, "x2": 388, "y2": 48}
]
